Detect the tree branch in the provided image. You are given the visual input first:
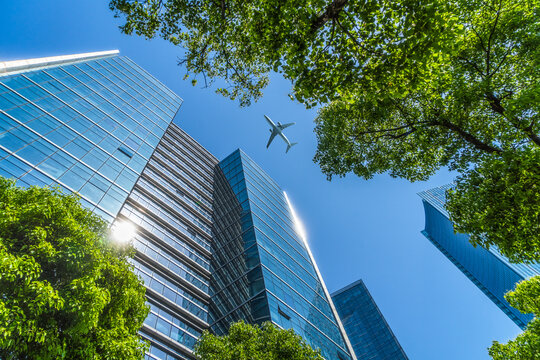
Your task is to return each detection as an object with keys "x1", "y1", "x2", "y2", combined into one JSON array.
[
  {"x1": 335, "y1": 17, "x2": 380, "y2": 56},
  {"x1": 353, "y1": 121, "x2": 432, "y2": 138},
  {"x1": 220, "y1": 0, "x2": 226, "y2": 19},
  {"x1": 438, "y1": 119, "x2": 502, "y2": 154},
  {"x1": 486, "y1": 93, "x2": 540, "y2": 146},
  {"x1": 470, "y1": 25, "x2": 488, "y2": 54},
  {"x1": 383, "y1": 128, "x2": 417, "y2": 139},
  {"x1": 486, "y1": 0, "x2": 503, "y2": 75},
  {"x1": 310, "y1": 0, "x2": 348, "y2": 34},
  {"x1": 488, "y1": 43, "x2": 515, "y2": 78},
  {"x1": 457, "y1": 56, "x2": 485, "y2": 77}
]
